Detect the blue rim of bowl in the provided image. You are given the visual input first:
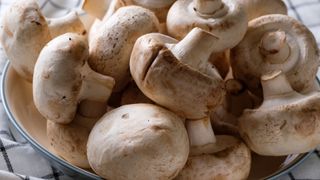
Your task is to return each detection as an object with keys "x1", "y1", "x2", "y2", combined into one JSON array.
[
  {"x1": 0, "y1": 61, "x2": 314, "y2": 180},
  {"x1": 1, "y1": 61, "x2": 101, "y2": 180}
]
